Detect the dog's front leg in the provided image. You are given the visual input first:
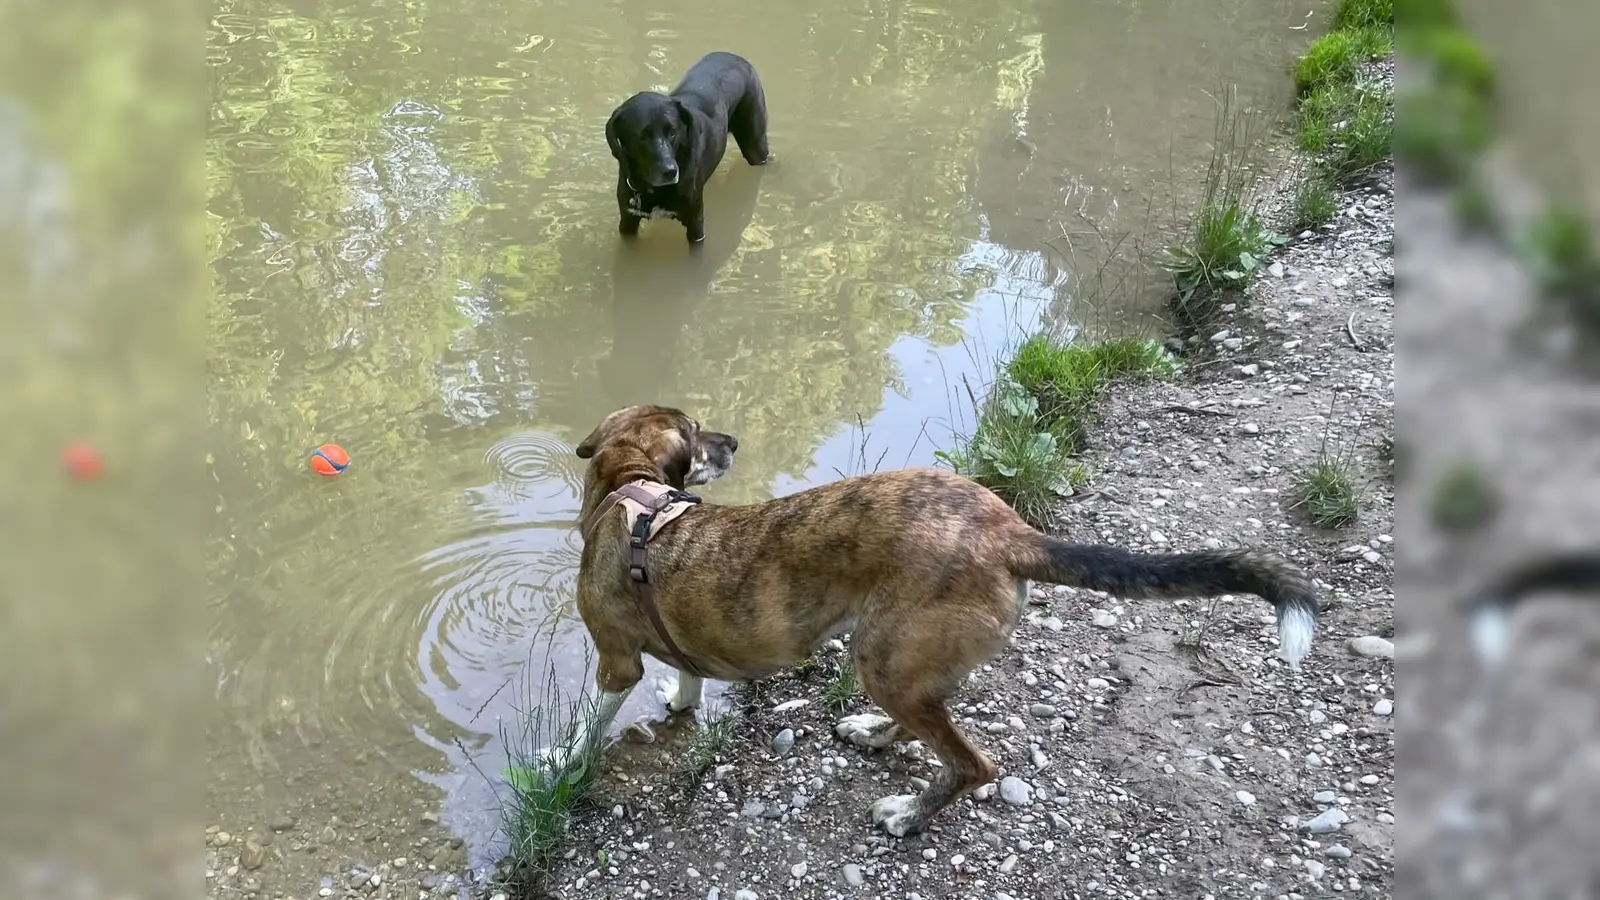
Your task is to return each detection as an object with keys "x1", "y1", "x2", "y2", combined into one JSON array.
[
  {"x1": 659, "y1": 671, "x2": 704, "y2": 715},
  {"x1": 683, "y1": 201, "x2": 706, "y2": 245},
  {"x1": 539, "y1": 649, "x2": 642, "y2": 774}
]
